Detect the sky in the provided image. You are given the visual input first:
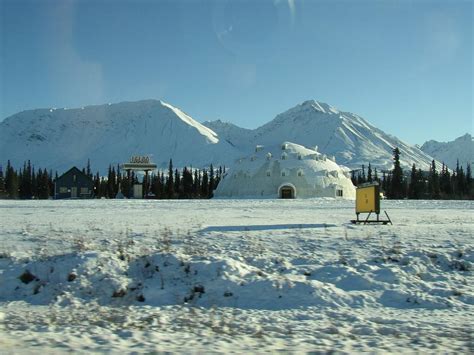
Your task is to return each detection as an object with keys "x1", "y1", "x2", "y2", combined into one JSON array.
[{"x1": 0, "y1": 0, "x2": 472, "y2": 145}]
